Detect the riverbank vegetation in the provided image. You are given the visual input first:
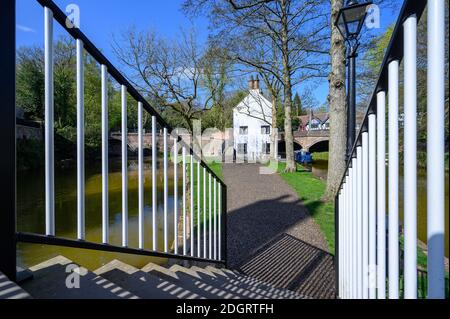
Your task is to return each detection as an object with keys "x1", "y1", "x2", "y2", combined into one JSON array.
[{"x1": 189, "y1": 161, "x2": 223, "y2": 232}]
